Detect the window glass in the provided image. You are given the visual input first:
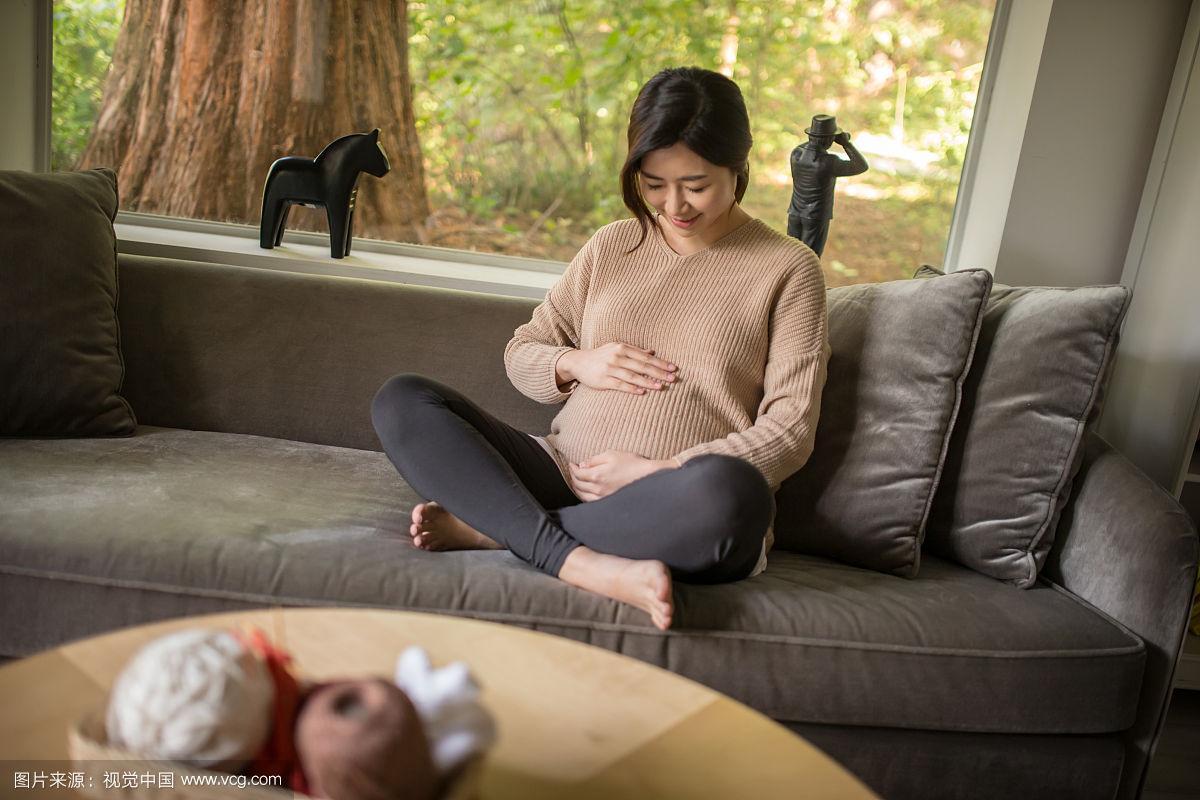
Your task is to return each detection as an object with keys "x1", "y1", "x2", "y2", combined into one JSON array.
[{"x1": 54, "y1": 0, "x2": 996, "y2": 286}]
